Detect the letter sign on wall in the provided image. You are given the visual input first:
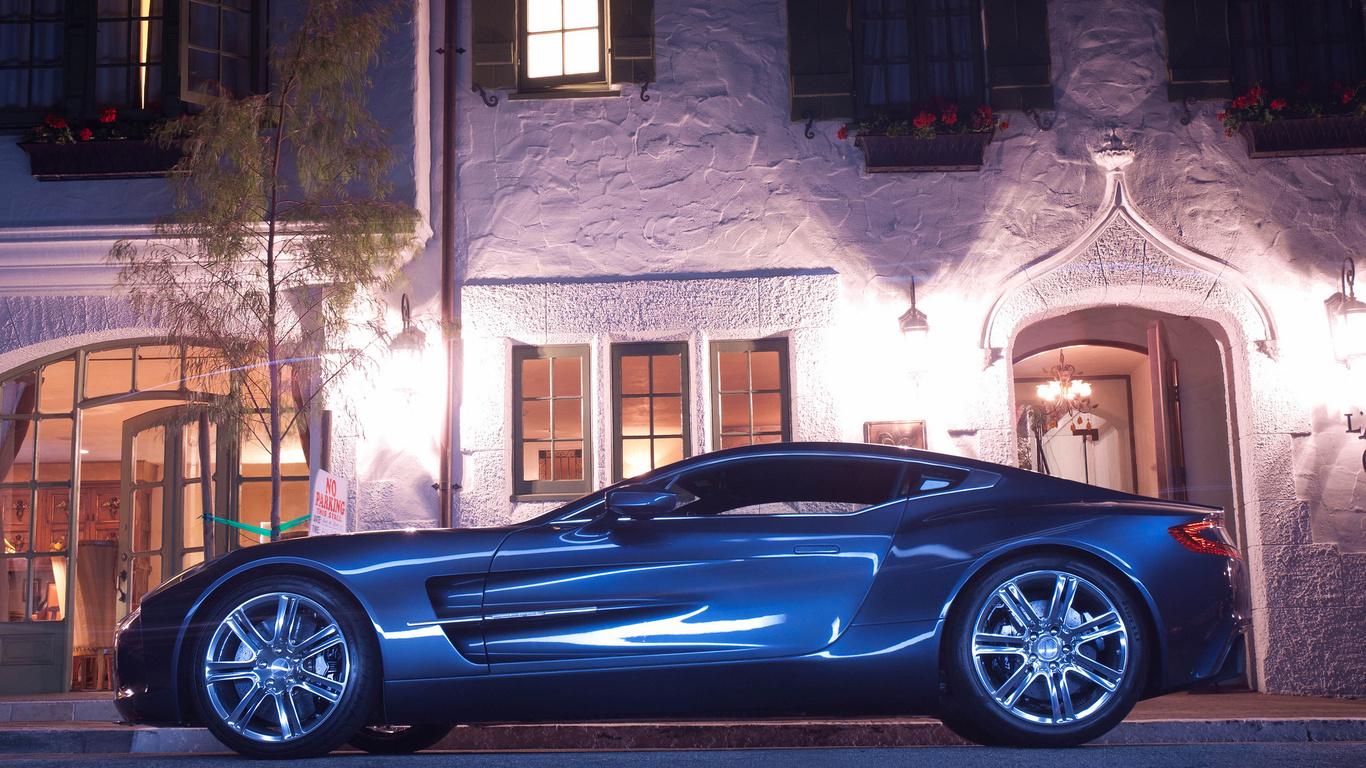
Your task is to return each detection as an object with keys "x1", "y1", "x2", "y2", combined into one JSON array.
[{"x1": 308, "y1": 469, "x2": 349, "y2": 537}]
